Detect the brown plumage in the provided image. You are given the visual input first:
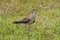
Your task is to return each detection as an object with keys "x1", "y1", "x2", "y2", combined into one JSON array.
[{"x1": 13, "y1": 9, "x2": 36, "y2": 24}]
